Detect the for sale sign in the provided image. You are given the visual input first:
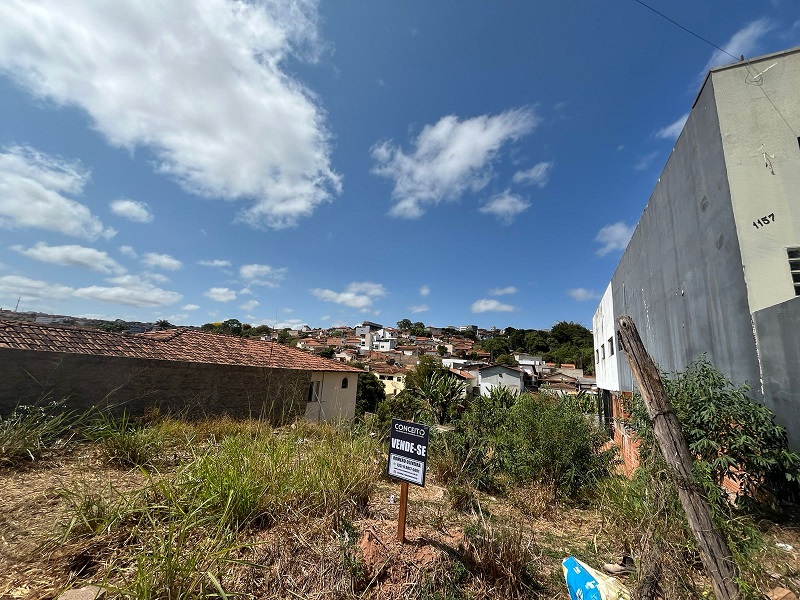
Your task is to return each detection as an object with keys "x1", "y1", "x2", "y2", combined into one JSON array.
[{"x1": 387, "y1": 418, "x2": 429, "y2": 487}]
